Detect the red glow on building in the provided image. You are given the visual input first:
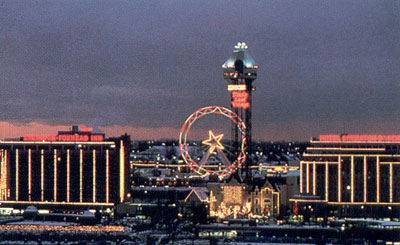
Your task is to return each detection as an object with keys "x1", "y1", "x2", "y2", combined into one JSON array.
[
  {"x1": 318, "y1": 134, "x2": 400, "y2": 142},
  {"x1": 23, "y1": 126, "x2": 104, "y2": 142},
  {"x1": 80, "y1": 127, "x2": 93, "y2": 132},
  {"x1": 231, "y1": 91, "x2": 250, "y2": 109},
  {"x1": 23, "y1": 134, "x2": 104, "y2": 142}
]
